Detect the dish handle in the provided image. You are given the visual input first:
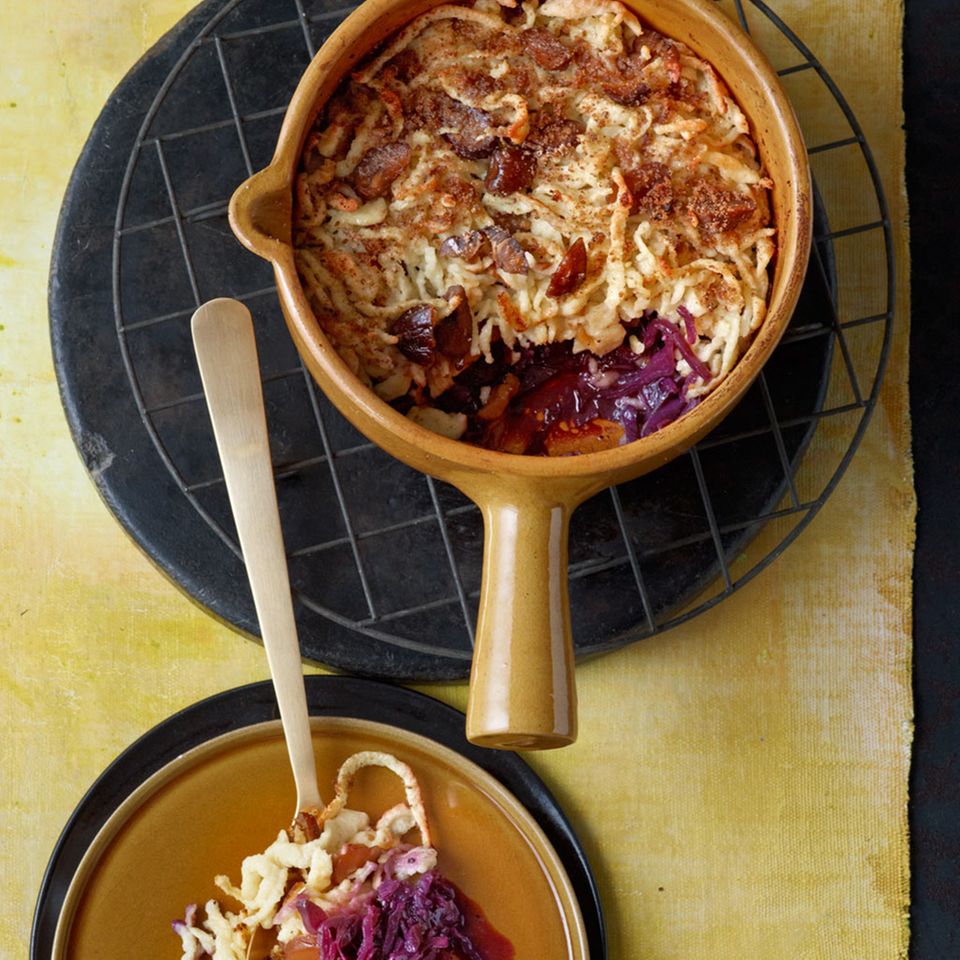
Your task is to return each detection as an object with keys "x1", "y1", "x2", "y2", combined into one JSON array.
[{"x1": 464, "y1": 484, "x2": 581, "y2": 750}]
